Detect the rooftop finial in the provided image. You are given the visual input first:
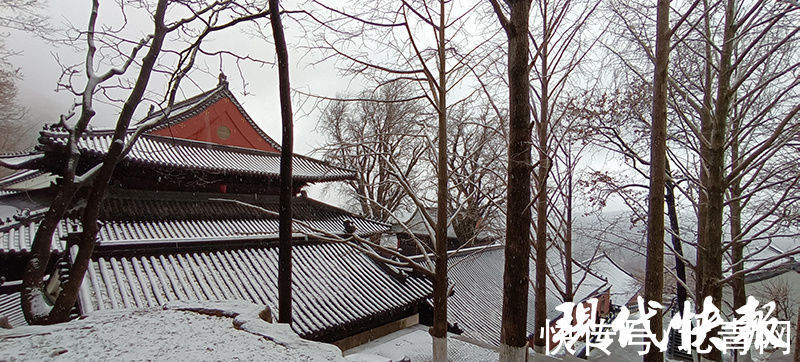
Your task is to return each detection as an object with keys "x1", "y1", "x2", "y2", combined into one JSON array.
[{"x1": 218, "y1": 72, "x2": 228, "y2": 86}]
